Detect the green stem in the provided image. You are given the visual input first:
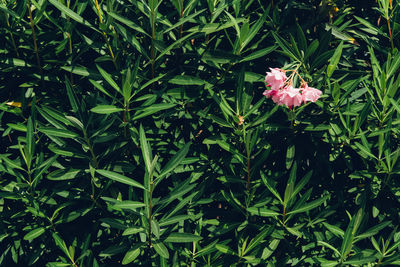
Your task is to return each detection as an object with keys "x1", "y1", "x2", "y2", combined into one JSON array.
[
  {"x1": 246, "y1": 156, "x2": 251, "y2": 190},
  {"x1": 151, "y1": 10, "x2": 156, "y2": 89},
  {"x1": 179, "y1": 0, "x2": 184, "y2": 38},
  {"x1": 87, "y1": 139, "x2": 99, "y2": 169},
  {"x1": 386, "y1": 11, "x2": 394, "y2": 50},
  {"x1": 148, "y1": 187, "x2": 153, "y2": 247},
  {"x1": 3, "y1": 9, "x2": 19, "y2": 56},
  {"x1": 83, "y1": 129, "x2": 100, "y2": 205},
  {"x1": 95, "y1": 0, "x2": 118, "y2": 69},
  {"x1": 27, "y1": 0, "x2": 41, "y2": 73}
]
